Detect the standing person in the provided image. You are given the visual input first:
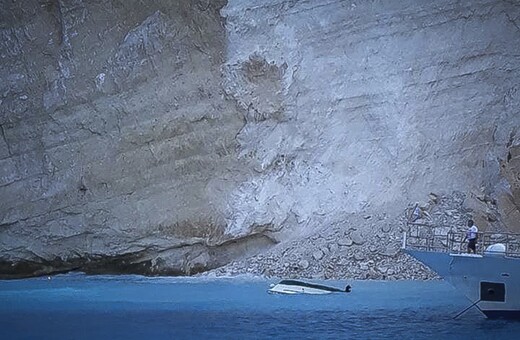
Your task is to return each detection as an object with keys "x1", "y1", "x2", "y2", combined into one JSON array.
[{"x1": 464, "y1": 219, "x2": 478, "y2": 254}]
